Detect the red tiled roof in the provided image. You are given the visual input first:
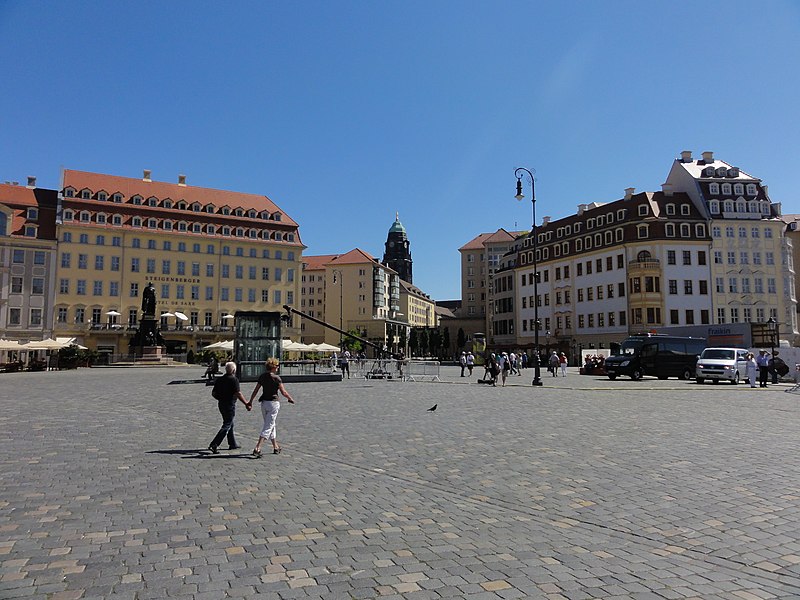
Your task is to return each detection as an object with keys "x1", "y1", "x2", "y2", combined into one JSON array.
[
  {"x1": 328, "y1": 248, "x2": 379, "y2": 265},
  {"x1": 459, "y1": 229, "x2": 523, "y2": 251},
  {"x1": 62, "y1": 169, "x2": 298, "y2": 227},
  {"x1": 302, "y1": 254, "x2": 339, "y2": 270},
  {"x1": 0, "y1": 184, "x2": 59, "y2": 240}
]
